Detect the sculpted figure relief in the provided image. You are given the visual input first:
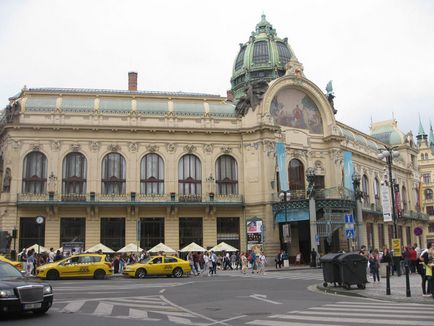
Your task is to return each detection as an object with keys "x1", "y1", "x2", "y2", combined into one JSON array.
[{"x1": 235, "y1": 80, "x2": 269, "y2": 116}]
